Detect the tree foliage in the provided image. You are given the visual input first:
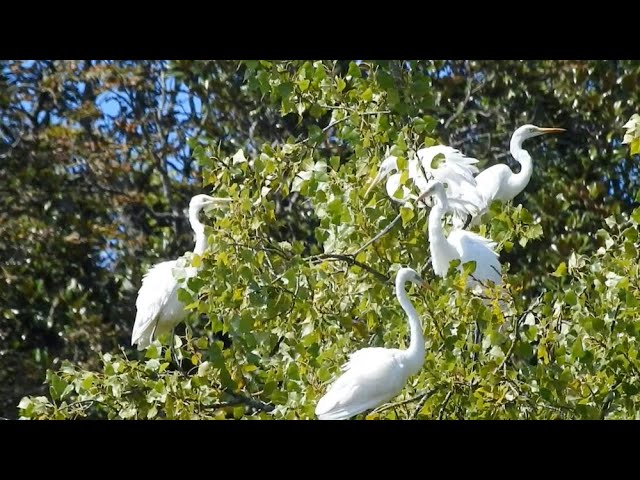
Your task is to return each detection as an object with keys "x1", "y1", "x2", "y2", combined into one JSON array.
[
  {"x1": 623, "y1": 113, "x2": 640, "y2": 155},
  {"x1": 0, "y1": 60, "x2": 301, "y2": 417},
  {"x1": 5, "y1": 60, "x2": 640, "y2": 420}
]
